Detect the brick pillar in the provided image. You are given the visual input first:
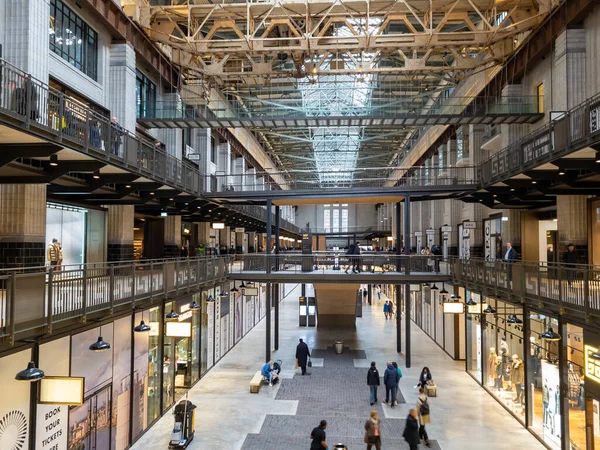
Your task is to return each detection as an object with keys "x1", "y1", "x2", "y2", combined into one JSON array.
[
  {"x1": 0, "y1": 185, "x2": 46, "y2": 269},
  {"x1": 557, "y1": 196, "x2": 588, "y2": 262},
  {"x1": 164, "y1": 215, "x2": 182, "y2": 258},
  {"x1": 106, "y1": 205, "x2": 134, "y2": 261},
  {"x1": 108, "y1": 44, "x2": 137, "y2": 132}
]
